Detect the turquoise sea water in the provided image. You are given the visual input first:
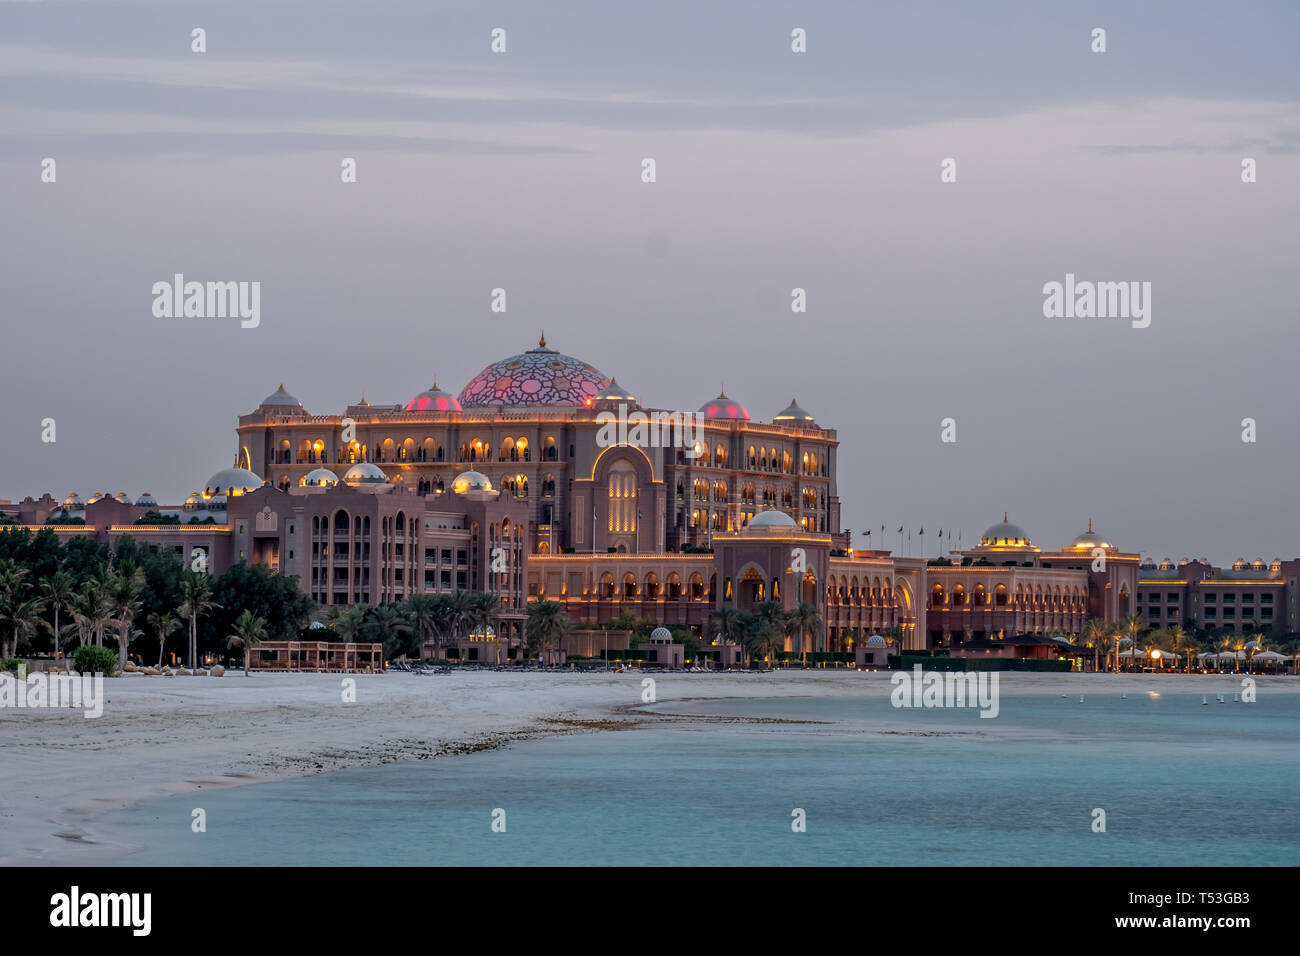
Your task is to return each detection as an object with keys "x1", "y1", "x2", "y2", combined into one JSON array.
[{"x1": 103, "y1": 687, "x2": 1300, "y2": 866}]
